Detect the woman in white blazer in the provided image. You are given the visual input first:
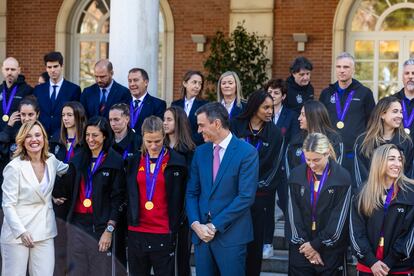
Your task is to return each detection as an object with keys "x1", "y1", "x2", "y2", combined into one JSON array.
[{"x1": 1, "y1": 120, "x2": 68, "y2": 276}]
